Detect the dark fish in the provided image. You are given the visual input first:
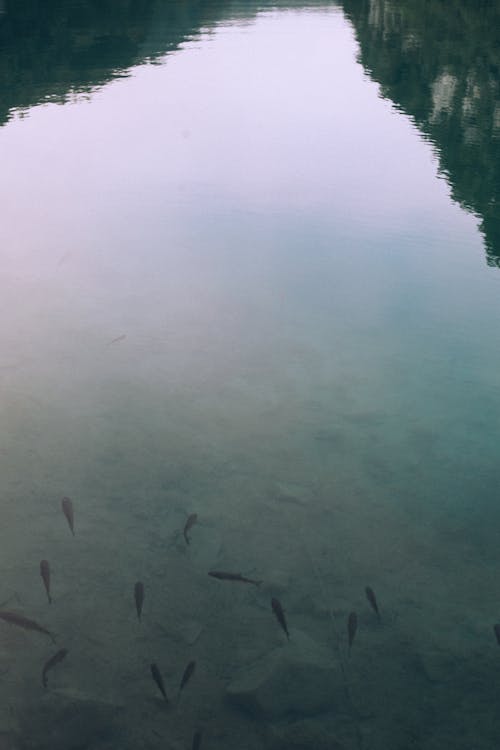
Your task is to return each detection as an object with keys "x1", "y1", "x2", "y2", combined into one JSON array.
[
  {"x1": 271, "y1": 597, "x2": 289, "y2": 640},
  {"x1": 208, "y1": 571, "x2": 262, "y2": 586},
  {"x1": 192, "y1": 730, "x2": 202, "y2": 750},
  {"x1": 494, "y1": 624, "x2": 500, "y2": 645},
  {"x1": 183, "y1": 513, "x2": 198, "y2": 545},
  {"x1": 40, "y1": 560, "x2": 52, "y2": 604},
  {"x1": 150, "y1": 663, "x2": 168, "y2": 702},
  {"x1": 134, "y1": 581, "x2": 144, "y2": 621},
  {"x1": 107, "y1": 334, "x2": 126, "y2": 346},
  {"x1": 57, "y1": 251, "x2": 71, "y2": 267},
  {"x1": 365, "y1": 586, "x2": 379, "y2": 617},
  {"x1": 348, "y1": 612, "x2": 357, "y2": 653},
  {"x1": 0, "y1": 610, "x2": 56, "y2": 642},
  {"x1": 178, "y1": 660, "x2": 196, "y2": 701},
  {"x1": 42, "y1": 648, "x2": 68, "y2": 688},
  {"x1": 61, "y1": 497, "x2": 75, "y2": 536}
]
